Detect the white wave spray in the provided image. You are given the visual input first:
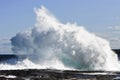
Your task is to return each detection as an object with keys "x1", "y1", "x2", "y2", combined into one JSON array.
[{"x1": 1, "y1": 6, "x2": 120, "y2": 70}]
